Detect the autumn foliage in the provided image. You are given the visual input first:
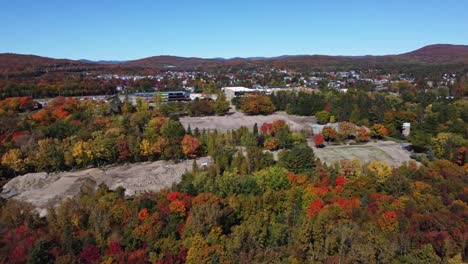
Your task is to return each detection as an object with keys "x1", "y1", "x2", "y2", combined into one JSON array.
[
  {"x1": 356, "y1": 127, "x2": 370, "y2": 142},
  {"x1": 260, "y1": 122, "x2": 273, "y2": 136},
  {"x1": 370, "y1": 123, "x2": 389, "y2": 138},
  {"x1": 321, "y1": 126, "x2": 336, "y2": 141},
  {"x1": 307, "y1": 199, "x2": 324, "y2": 218},
  {"x1": 0, "y1": 157, "x2": 466, "y2": 263},
  {"x1": 314, "y1": 134, "x2": 324, "y2": 147},
  {"x1": 240, "y1": 94, "x2": 276, "y2": 115},
  {"x1": 181, "y1": 135, "x2": 200, "y2": 158},
  {"x1": 264, "y1": 137, "x2": 279, "y2": 150}
]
